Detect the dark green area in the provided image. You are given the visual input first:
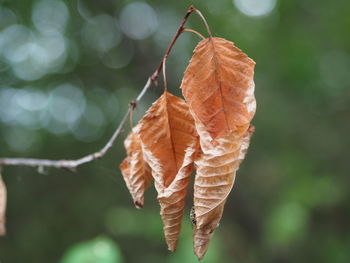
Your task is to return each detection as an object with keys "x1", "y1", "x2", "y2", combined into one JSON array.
[{"x1": 0, "y1": 0, "x2": 349, "y2": 262}]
